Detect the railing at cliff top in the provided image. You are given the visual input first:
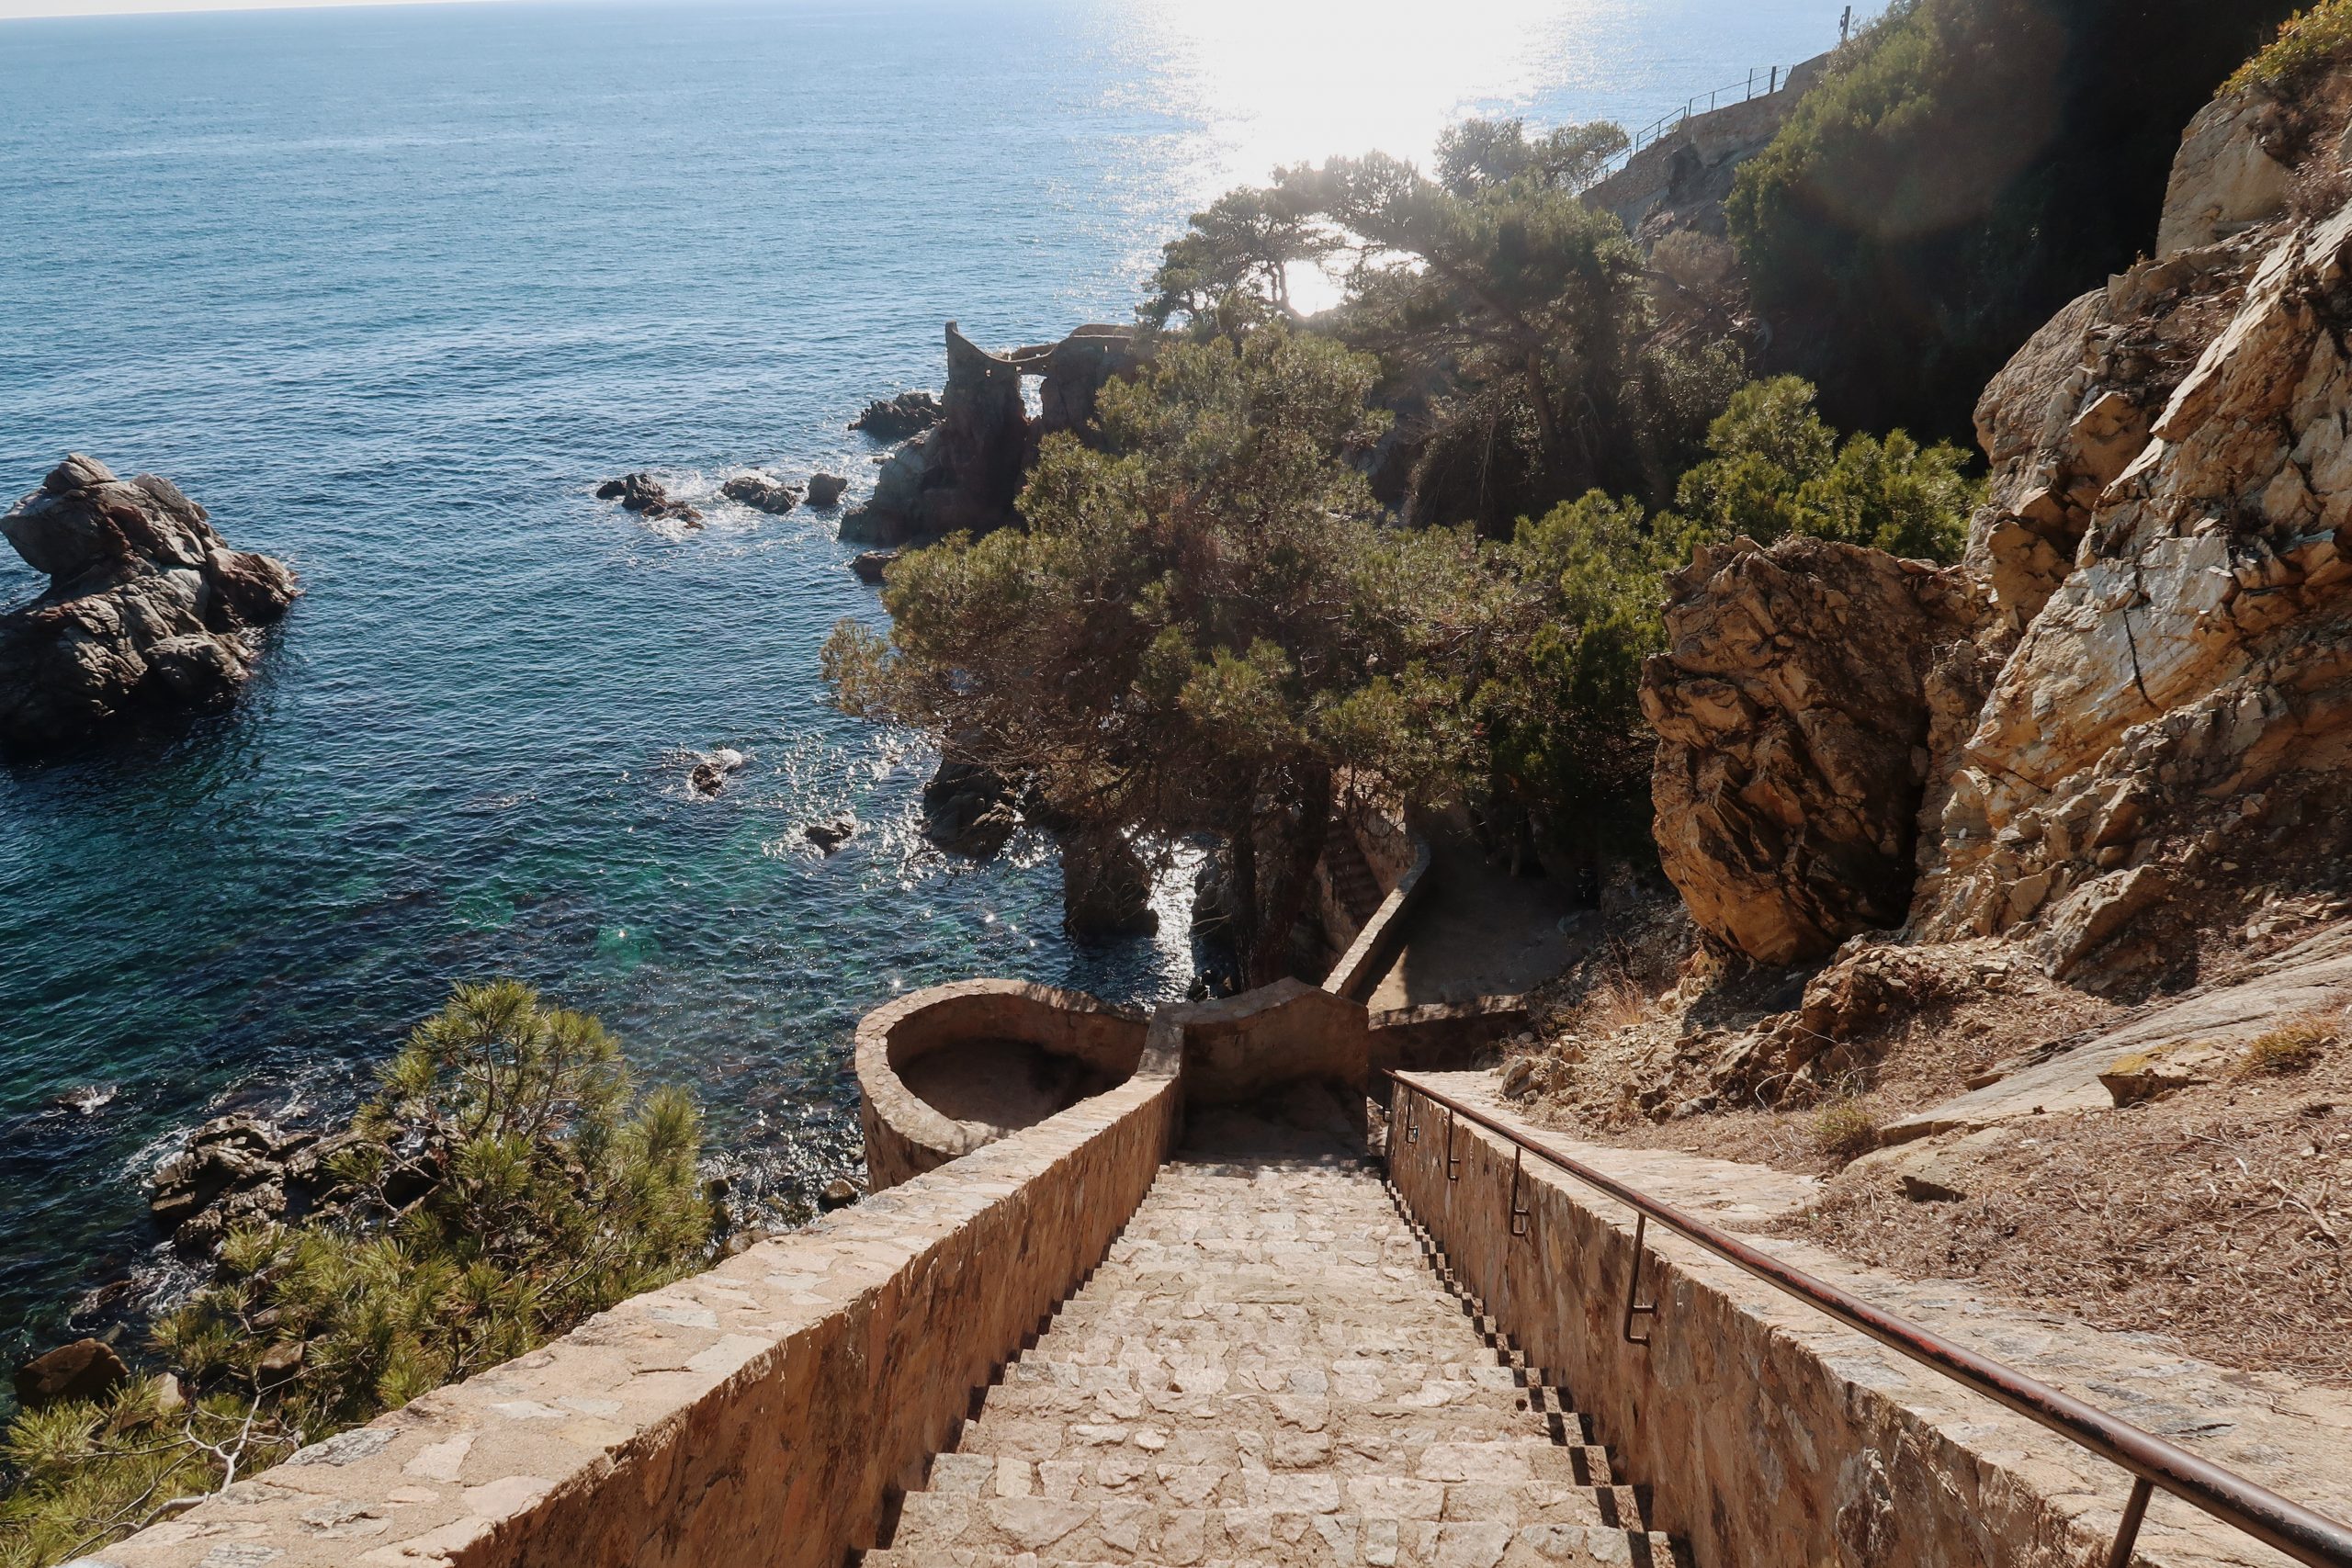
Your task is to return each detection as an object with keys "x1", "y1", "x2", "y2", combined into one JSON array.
[
  {"x1": 1383, "y1": 1069, "x2": 2352, "y2": 1568},
  {"x1": 1589, "y1": 63, "x2": 1803, "y2": 183}
]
